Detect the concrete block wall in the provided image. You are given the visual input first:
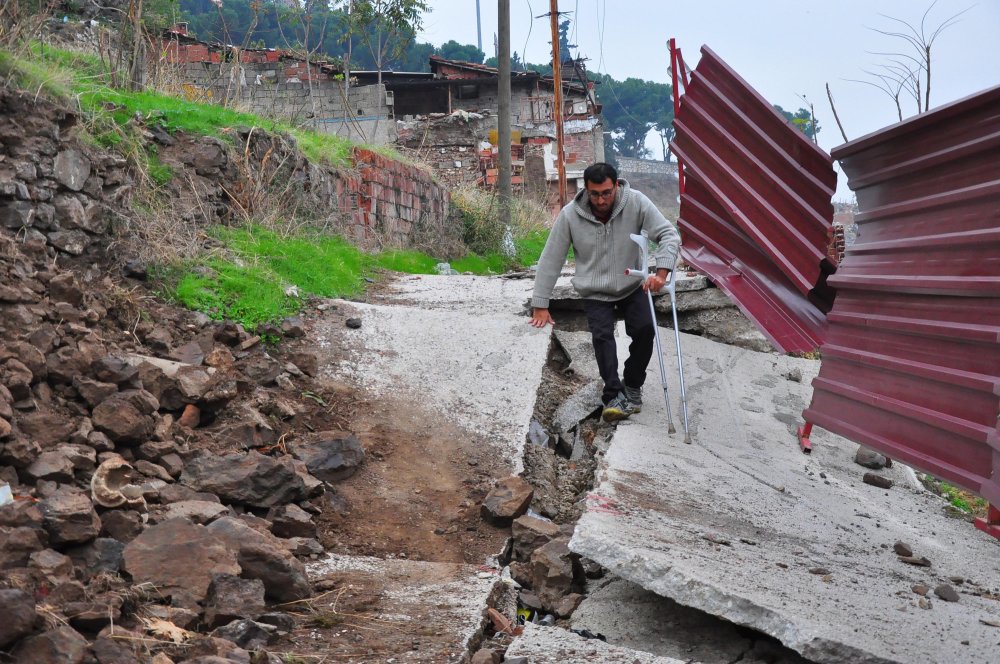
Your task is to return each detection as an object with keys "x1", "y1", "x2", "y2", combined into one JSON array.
[
  {"x1": 165, "y1": 61, "x2": 395, "y2": 144},
  {"x1": 617, "y1": 156, "x2": 678, "y2": 176}
]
